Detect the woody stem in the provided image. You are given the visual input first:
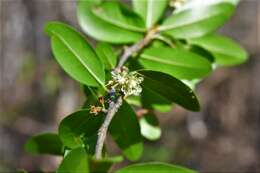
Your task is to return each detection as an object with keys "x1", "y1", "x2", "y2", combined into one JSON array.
[{"x1": 95, "y1": 27, "x2": 158, "y2": 159}]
